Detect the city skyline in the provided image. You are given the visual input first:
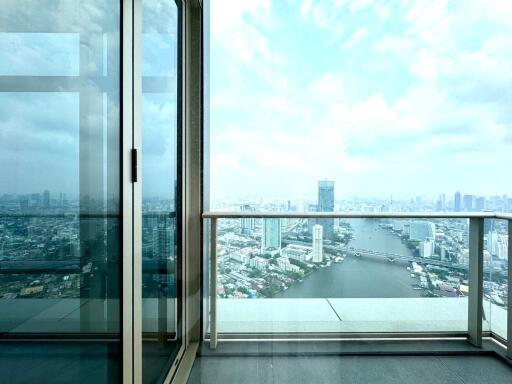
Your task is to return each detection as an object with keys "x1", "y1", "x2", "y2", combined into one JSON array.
[{"x1": 2, "y1": 187, "x2": 511, "y2": 212}]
